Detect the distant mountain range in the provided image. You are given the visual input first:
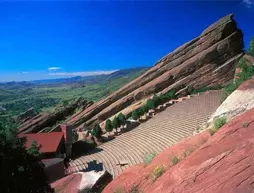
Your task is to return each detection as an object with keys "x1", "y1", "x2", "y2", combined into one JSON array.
[{"x1": 30, "y1": 67, "x2": 149, "y2": 85}]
